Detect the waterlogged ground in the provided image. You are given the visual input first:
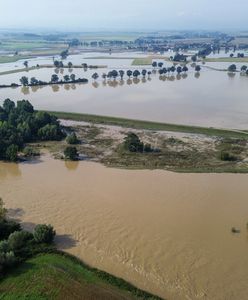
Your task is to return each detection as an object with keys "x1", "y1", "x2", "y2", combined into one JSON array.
[
  {"x1": 1, "y1": 155, "x2": 248, "y2": 300},
  {"x1": 1, "y1": 67, "x2": 248, "y2": 129}
]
